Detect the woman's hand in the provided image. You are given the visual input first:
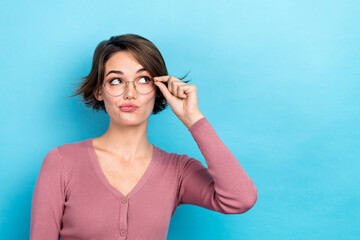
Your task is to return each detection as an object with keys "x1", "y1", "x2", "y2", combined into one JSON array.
[{"x1": 154, "y1": 75, "x2": 205, "y2": 129}]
